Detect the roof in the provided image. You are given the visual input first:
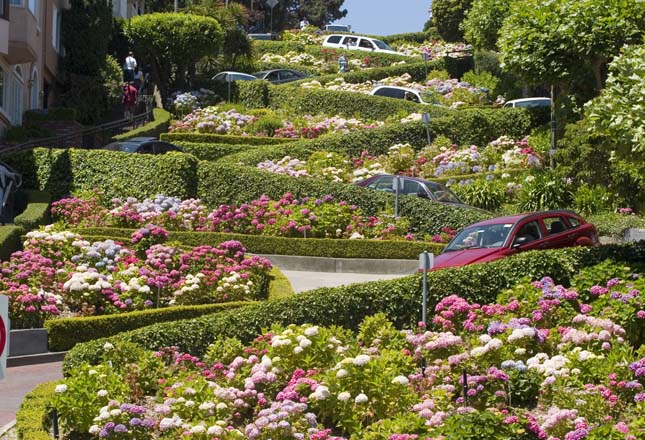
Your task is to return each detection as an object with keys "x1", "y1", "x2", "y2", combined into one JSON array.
[
  {"x1": 468, "y1": 210, "x2": 579, "y2": 227},
  {"x1": 506, "y1": 97, "x2": 551, "y2": 103},
  {"x1": 371, "y1": 85, "x2": 421, "y2": 93}
]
